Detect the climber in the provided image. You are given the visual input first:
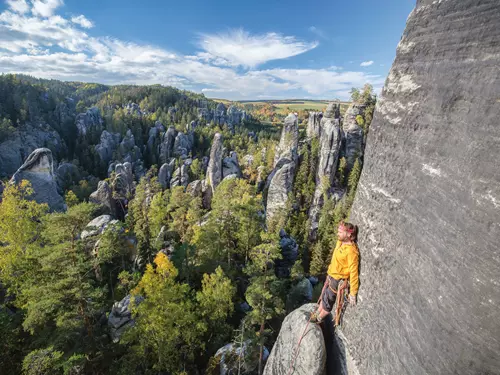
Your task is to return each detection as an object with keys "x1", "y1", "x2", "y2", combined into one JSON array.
[{"x1": 311, "y1": 221, "x2": 360, "y2": 324}]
